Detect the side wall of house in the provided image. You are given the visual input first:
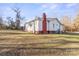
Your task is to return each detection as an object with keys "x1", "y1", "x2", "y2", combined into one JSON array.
[
  {"x1": 25, "y1": 21, "x2": 38, "y2": 33},
  {"x1": 25, "y1": 18, "x2": 63, "y2": 33},
  {"x1": 47, "y1": 19, "x2": 62, "y2": 33},
  {"x1": 25, "y1": 23, "x2": 30, "y2": 32},
  {"x1": 38, "y1": 20, "x2": 42, "y2": 31},
  {"x1": 60, "y1": 25, "x2": 63, "y2": 32},
  {"x1": 34, "y1": 20, "x2": 39, "y2": 32},
  {"x1": 25, "y1": 22, "x2": 34, "y2": 32},
  {"x1": 36, "y1": 18, "x2": 63, "y2": 33}
]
